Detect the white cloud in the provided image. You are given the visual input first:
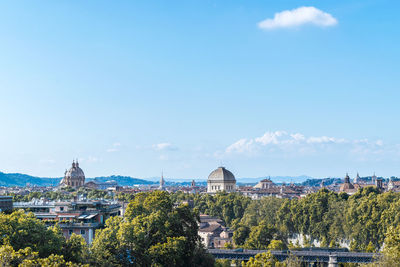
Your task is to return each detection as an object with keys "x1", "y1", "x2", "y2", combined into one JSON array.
[
  {"x1": 106, "y1": 142, "x2": 121, "y2": 153},
  {"x1": 153, "y1": 143, "x2": 177, "y2": 151},
  {"x1": 258, "y1": 6, "x2": 338, "y2": 30},
  {"x1": 226, "y1": 139, "x2": 254, "y2": 154},
  {"x1": 78, "y1": 156, "x2": 101, "y2": 163},
  {"x1": 255, "y1": 131, "x2": 286, "y2": 145},
  {"x1": 223, "y1": 131, "x2": 378, "y2": 156},
  {"x1": 376, "y1": 140, "x2": 384, "y2": 146},
  {"x1": 306, "y1": 136, "x2": 346, "y2": 144}
]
